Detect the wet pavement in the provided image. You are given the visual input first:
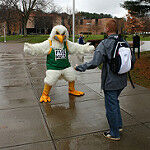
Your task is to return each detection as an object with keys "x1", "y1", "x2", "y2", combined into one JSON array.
[{"x1": 0, "y1": 42, "x2": 150, "y2": 150}]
